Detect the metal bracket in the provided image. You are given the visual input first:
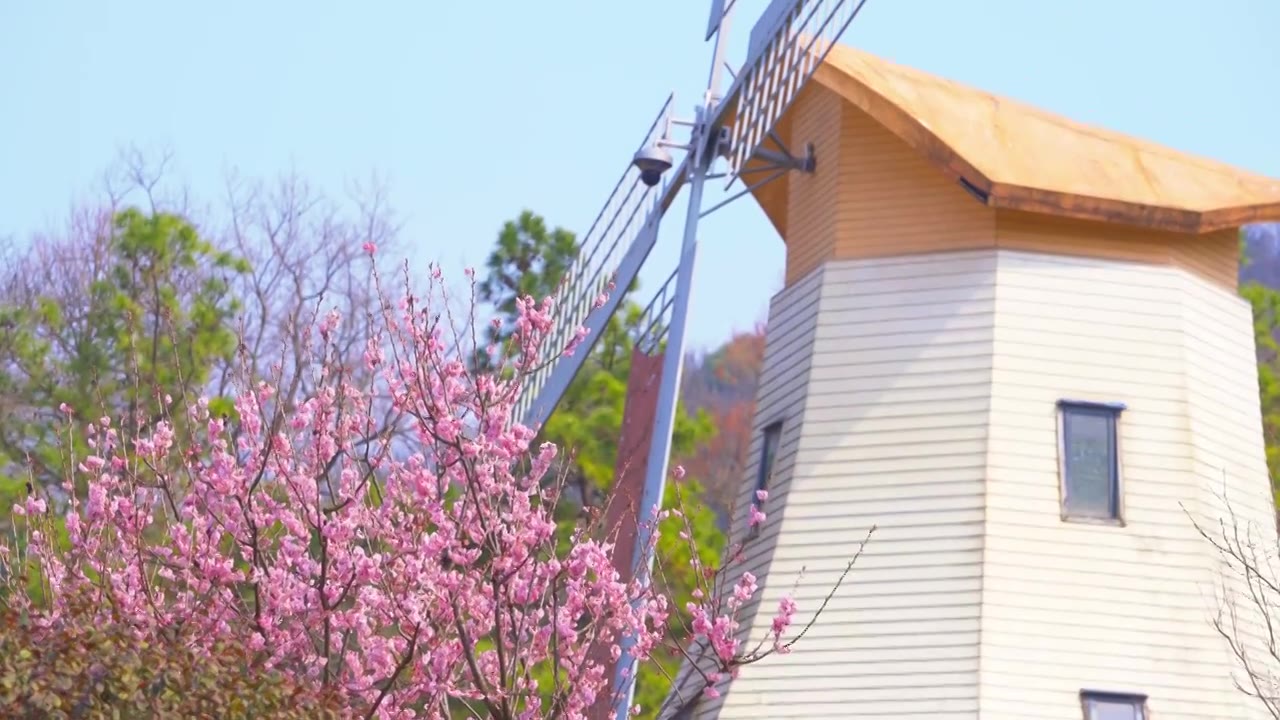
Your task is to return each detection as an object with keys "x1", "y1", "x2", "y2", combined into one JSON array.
[
  {"x1": 754, "y1": 142, "x2": 816, "y2": 173},
  {"x1": 714, "y1": 126, "x2": 732, "y2": 160},
  {"x1": 699, "y1": 135, "x2": 816, "y2": 218},
  {"x1": 760, "y1": 129, "x2": 817, "y2": 172}
]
